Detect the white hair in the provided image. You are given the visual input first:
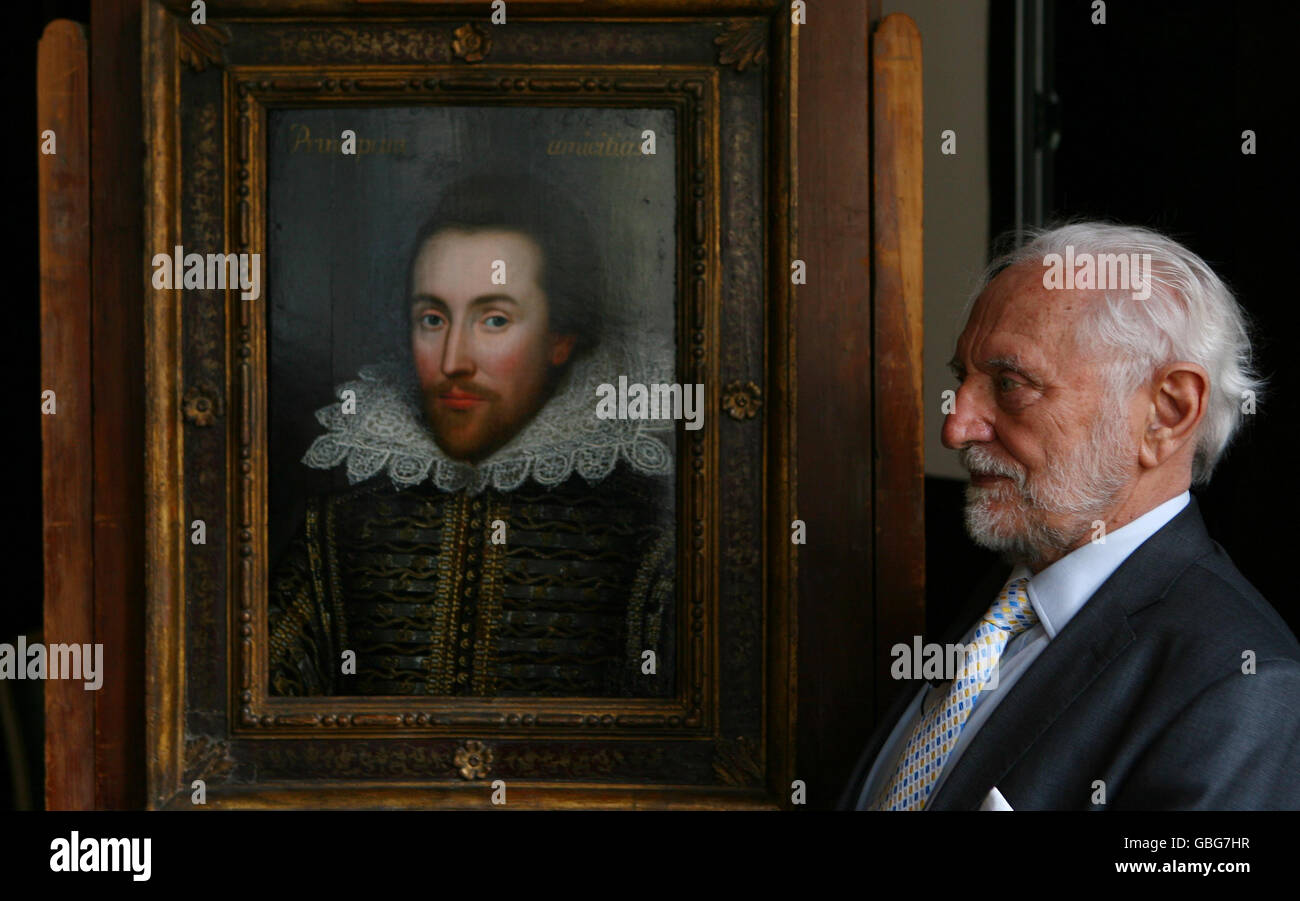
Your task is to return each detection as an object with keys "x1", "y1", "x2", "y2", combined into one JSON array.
[{"x1": 960, "y1": 222, "x2": 1265, "y2": 486}]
